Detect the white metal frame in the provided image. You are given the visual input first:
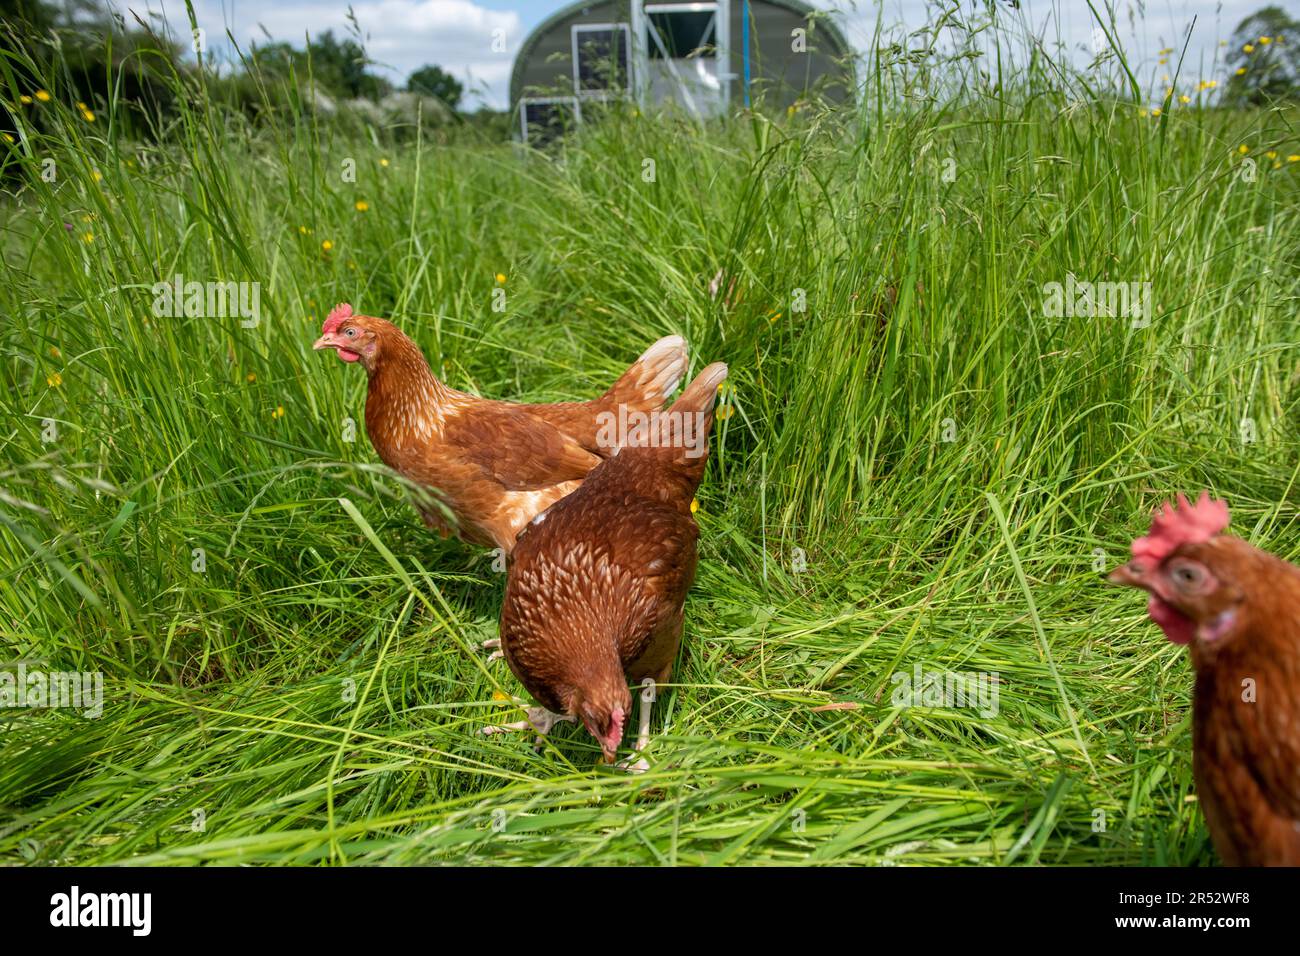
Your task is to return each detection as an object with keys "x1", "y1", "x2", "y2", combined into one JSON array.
[
  {"x1": 633, "y1": 1, "x2": 732, "y2": 116},
  {"x1": 517, "y1": 96, "x2": 581, "y2": 145},
  {"x1": 571, "y1": 22, "x2": 633, "y2": 96}
]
